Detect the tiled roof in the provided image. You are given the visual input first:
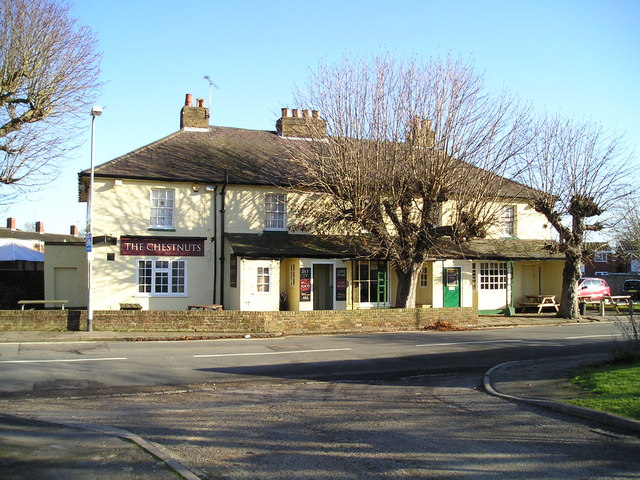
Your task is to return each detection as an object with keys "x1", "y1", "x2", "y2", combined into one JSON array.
[
  {"x1": 81, "y1": 124, "x2": 540, "y2": 200},
  {"x1": 0, "y1": 228, "x2": 78, "y2": 243},
  {"x1": 226, "y1": 233, "x2": 563, "y2": 261},
  {"x1": 85, "y1": 127, "x2": 309, "y2": 186}
]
